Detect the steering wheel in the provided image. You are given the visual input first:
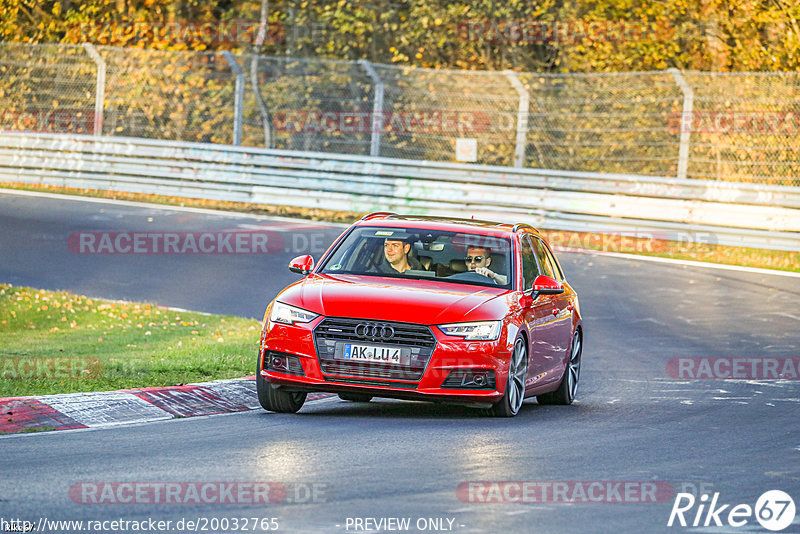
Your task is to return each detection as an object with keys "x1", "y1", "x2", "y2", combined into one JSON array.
[{"x1": 447, "y1": 271, "x2": 497, "y2": 284}]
